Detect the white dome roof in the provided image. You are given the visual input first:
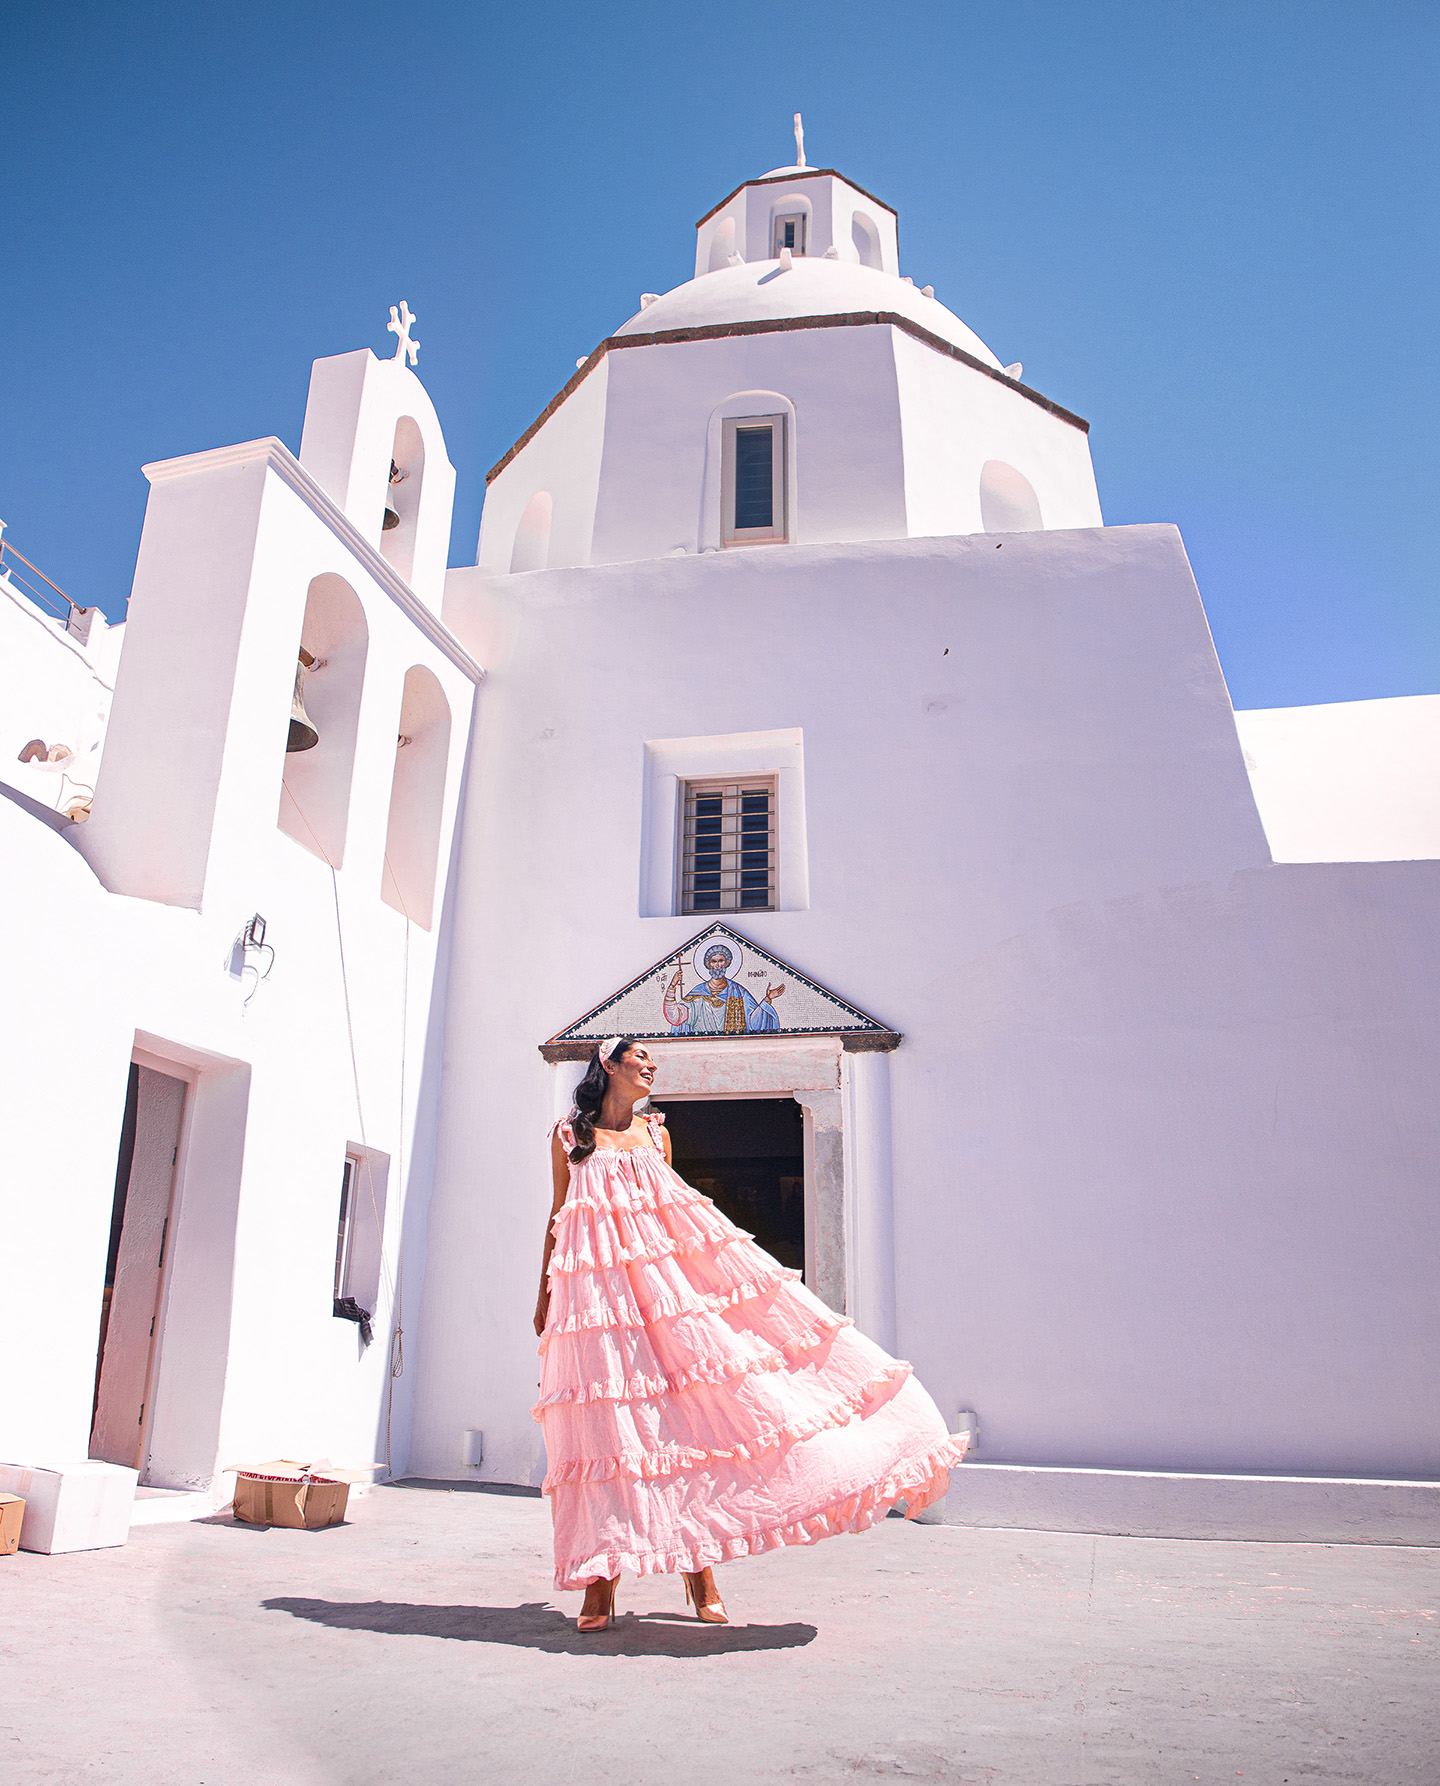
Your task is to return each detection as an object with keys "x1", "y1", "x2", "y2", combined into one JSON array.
[{"x1": 614, "y1": 257, "x2": 1003, "y2": 370}]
